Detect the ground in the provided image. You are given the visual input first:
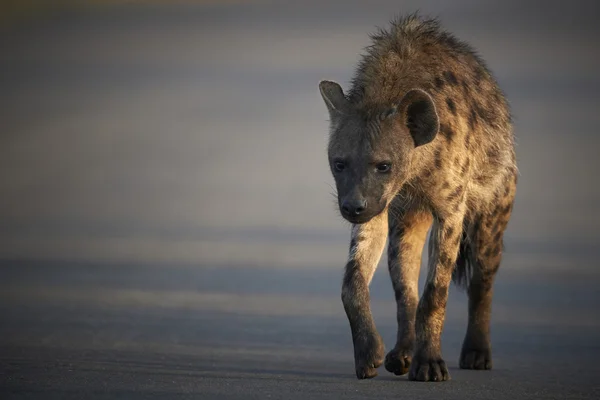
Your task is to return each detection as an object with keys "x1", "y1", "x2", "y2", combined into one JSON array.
[{"x1": 1, "y1": 259, "x2": 599, "y2": 399}]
